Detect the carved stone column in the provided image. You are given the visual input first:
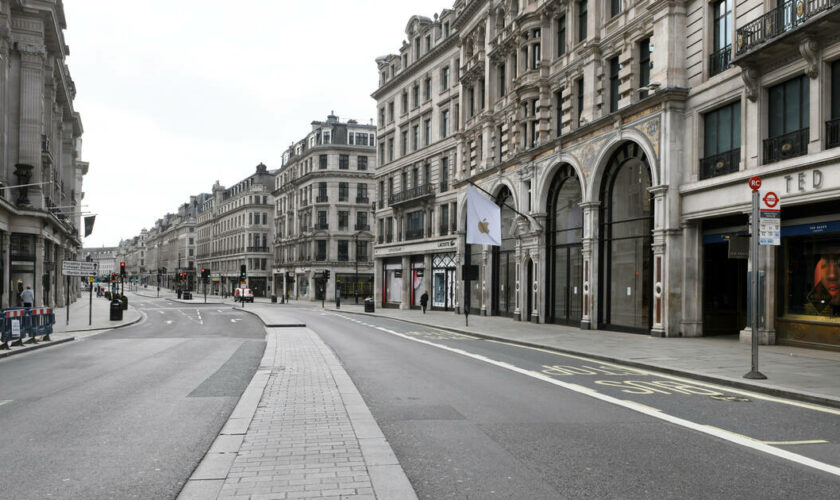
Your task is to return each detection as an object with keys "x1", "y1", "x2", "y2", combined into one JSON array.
[
  {"x1": 401, "y1": 255, "x2": 410, "y2": 310},
  {"x1": 579, "y1": 201, "x2": 600, "y2": 330},
  {"x1": 649, "y1": 185, "x2": 668, "y2": 337},
  {"x1": 18, "y1": 44, "x2": 47, "y2": 210},
  {"x1": 481, "y1": 246, "x2": 489, "y2": 316},
  {"x1": 680, "y1": 221, "x2": 702, "y2": 337},
  {"x1": 35, "y1": 235, "x2": 45, "y2": 306}
]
